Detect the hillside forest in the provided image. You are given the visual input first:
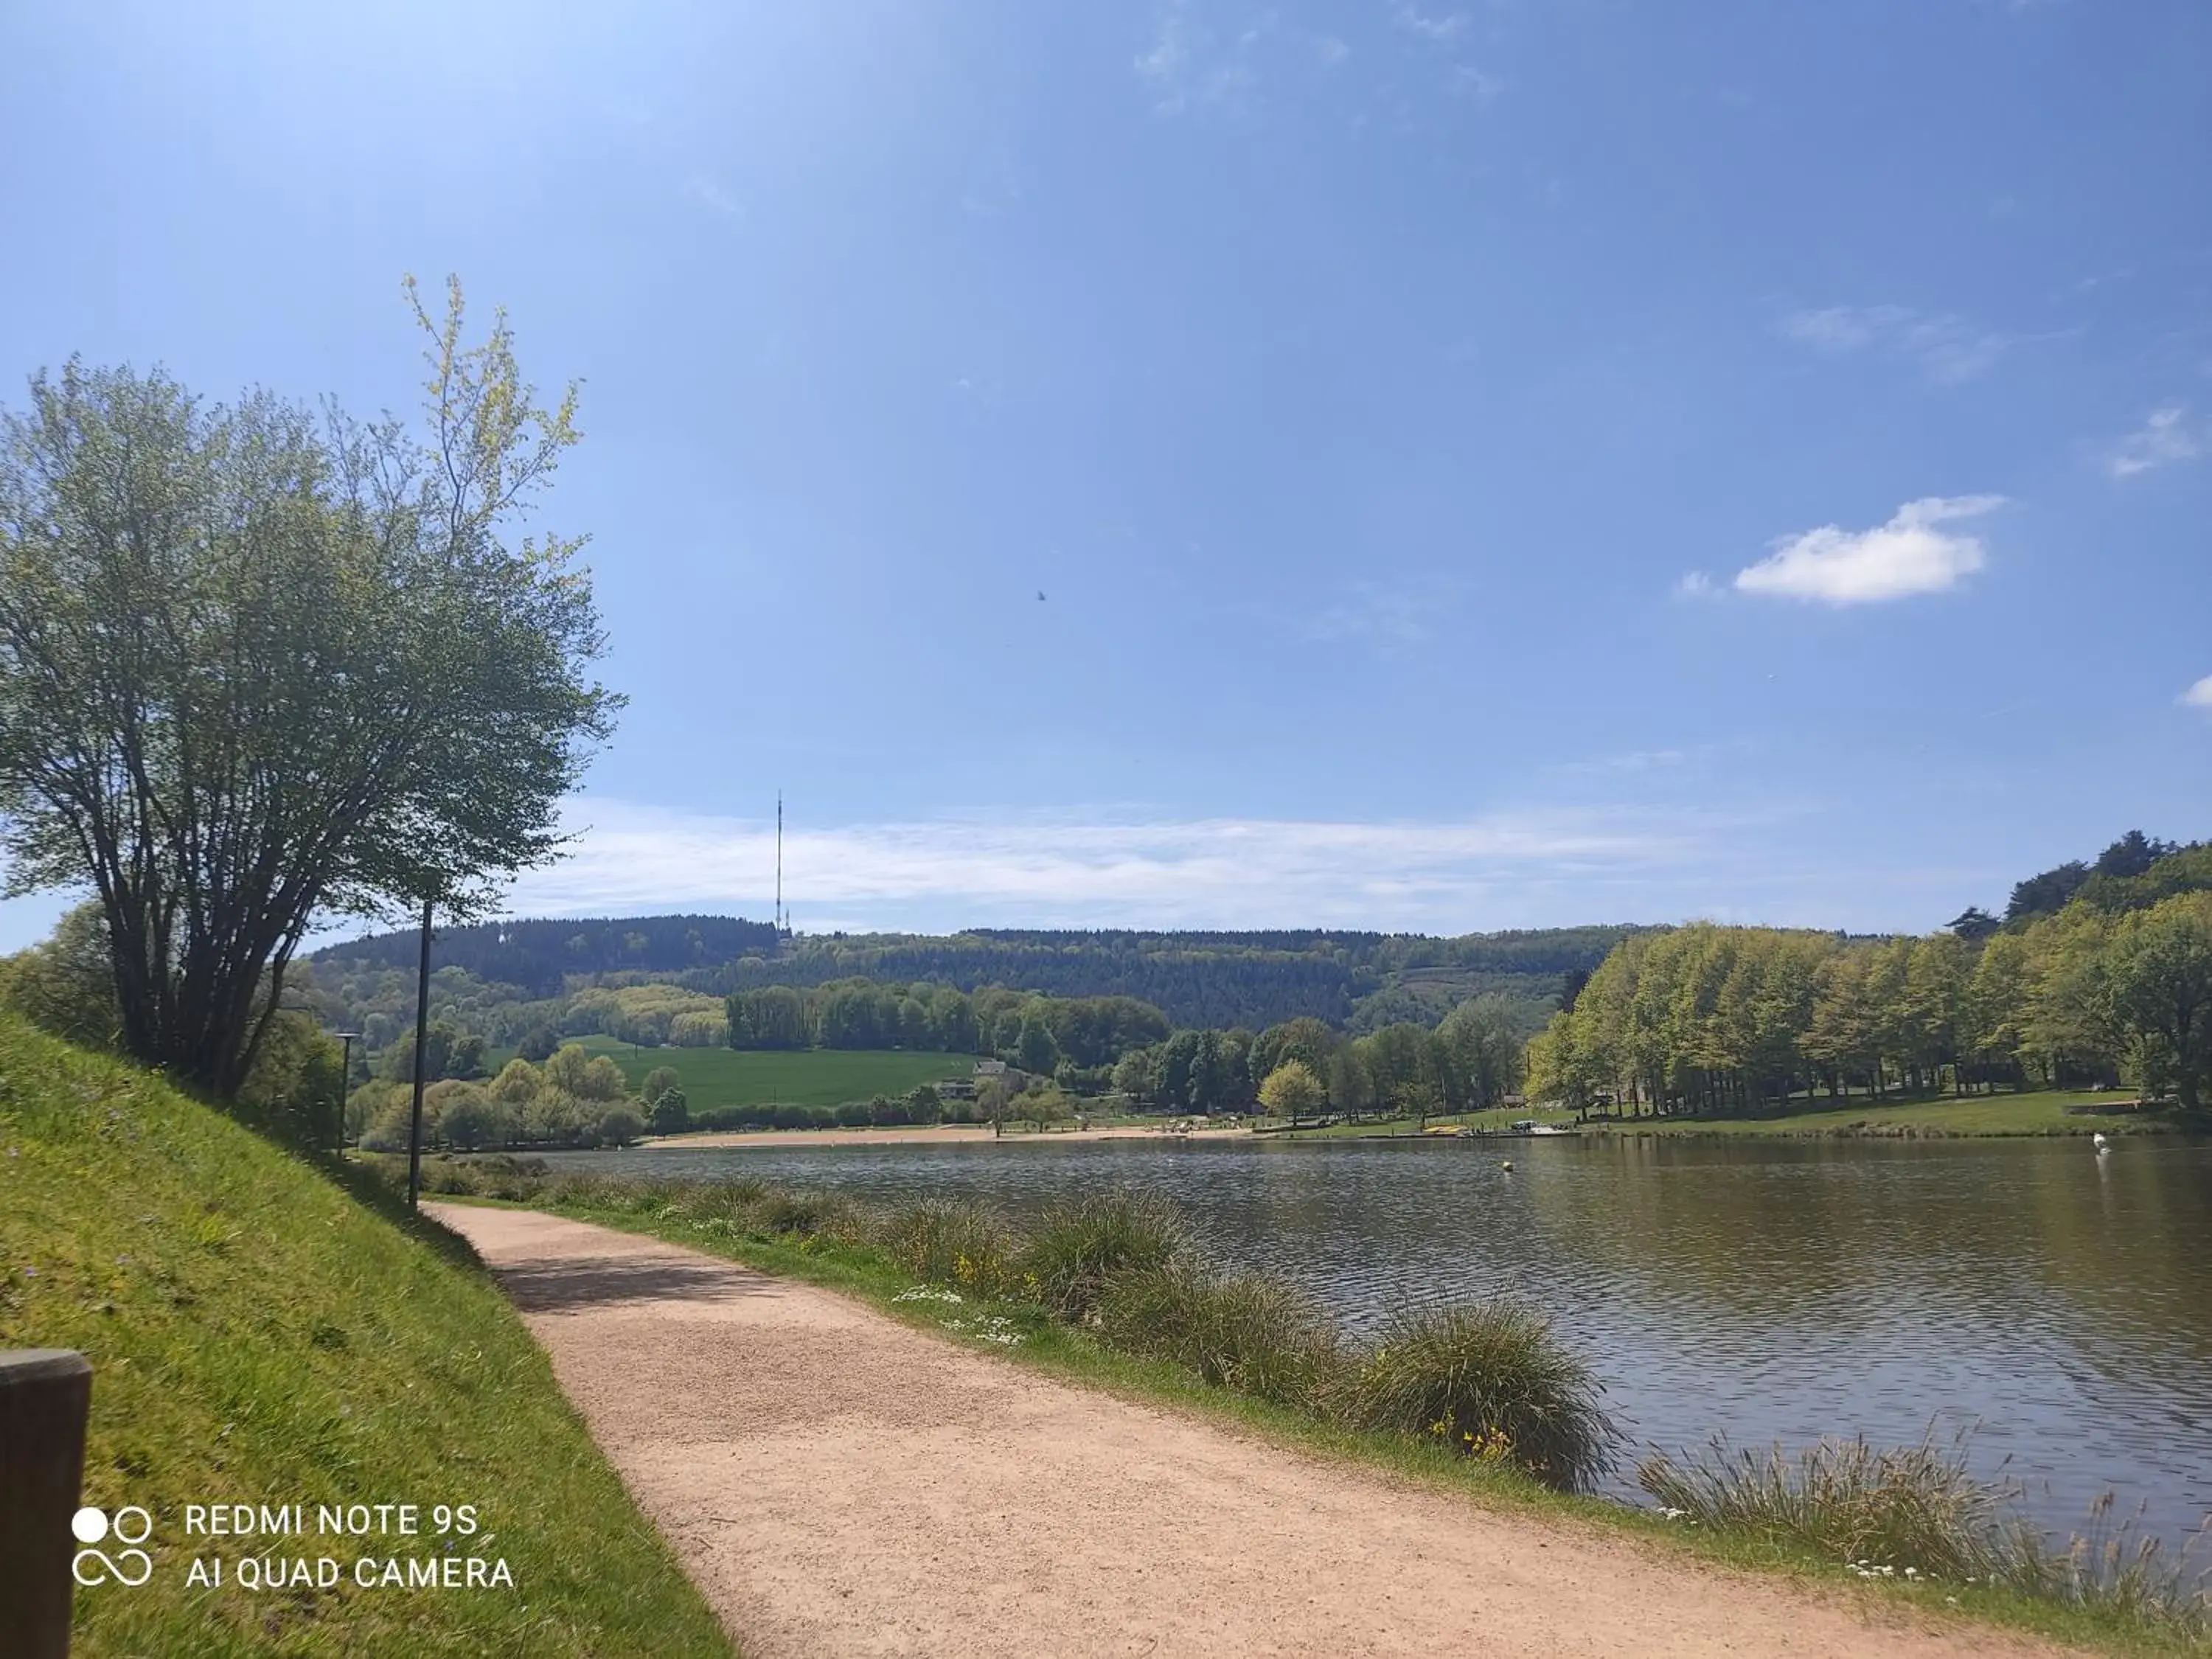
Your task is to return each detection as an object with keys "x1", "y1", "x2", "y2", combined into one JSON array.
[{"x1": 3, "y1": 831, "x2": 2206, "y2": 1150}]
